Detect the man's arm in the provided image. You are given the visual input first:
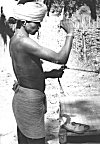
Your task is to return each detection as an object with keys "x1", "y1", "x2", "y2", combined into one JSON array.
[{"x1": 21, "y1": 19, "x2": 74, "y2": 65}]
